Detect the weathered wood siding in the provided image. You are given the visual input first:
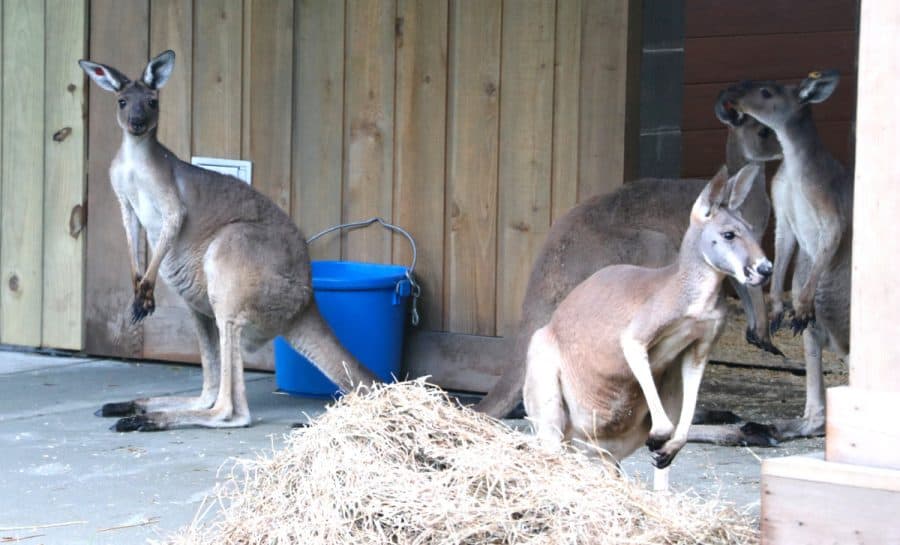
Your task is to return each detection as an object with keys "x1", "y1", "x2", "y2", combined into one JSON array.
[
  {"x1": 0, "y1": 0, "x2": 86, "y2": 351},
  {"x1": 81, "y1": 0, "x2": 640, "y2": 364}
]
